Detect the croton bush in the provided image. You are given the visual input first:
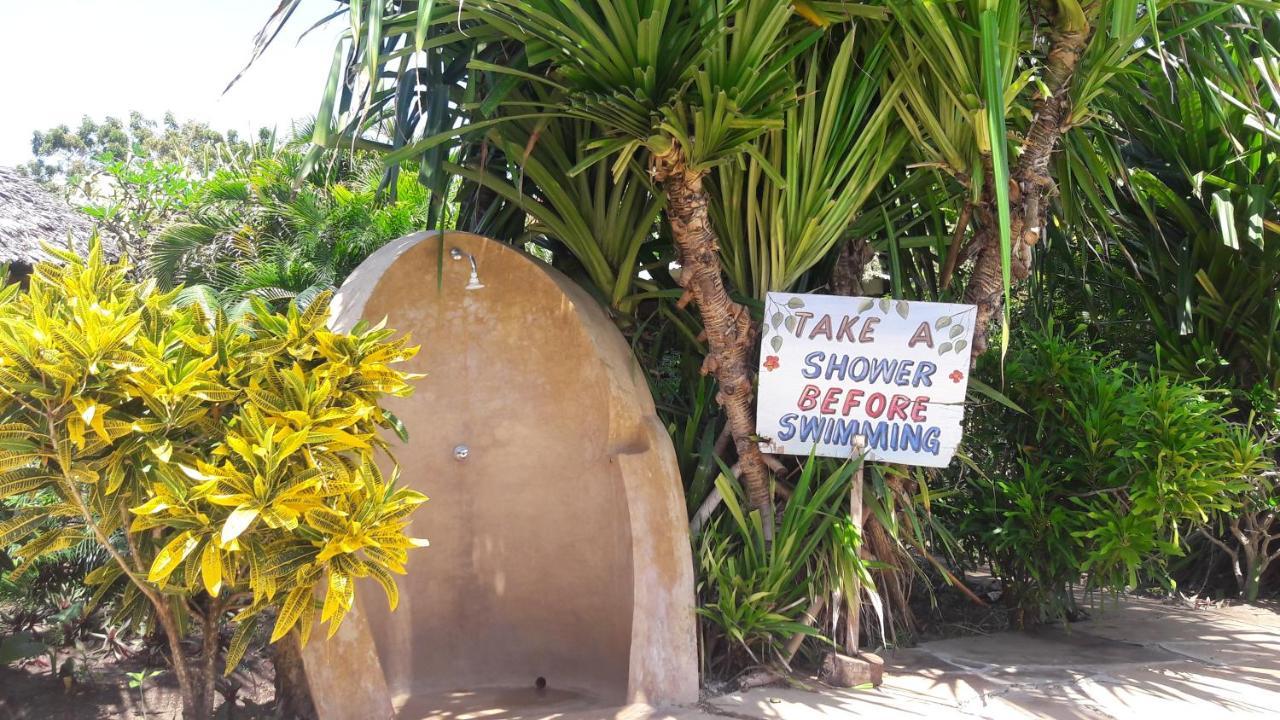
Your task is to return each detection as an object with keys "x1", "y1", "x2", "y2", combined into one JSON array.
[{"x1": 0, "y1": 243, "x2": 424, "y2": 716}]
